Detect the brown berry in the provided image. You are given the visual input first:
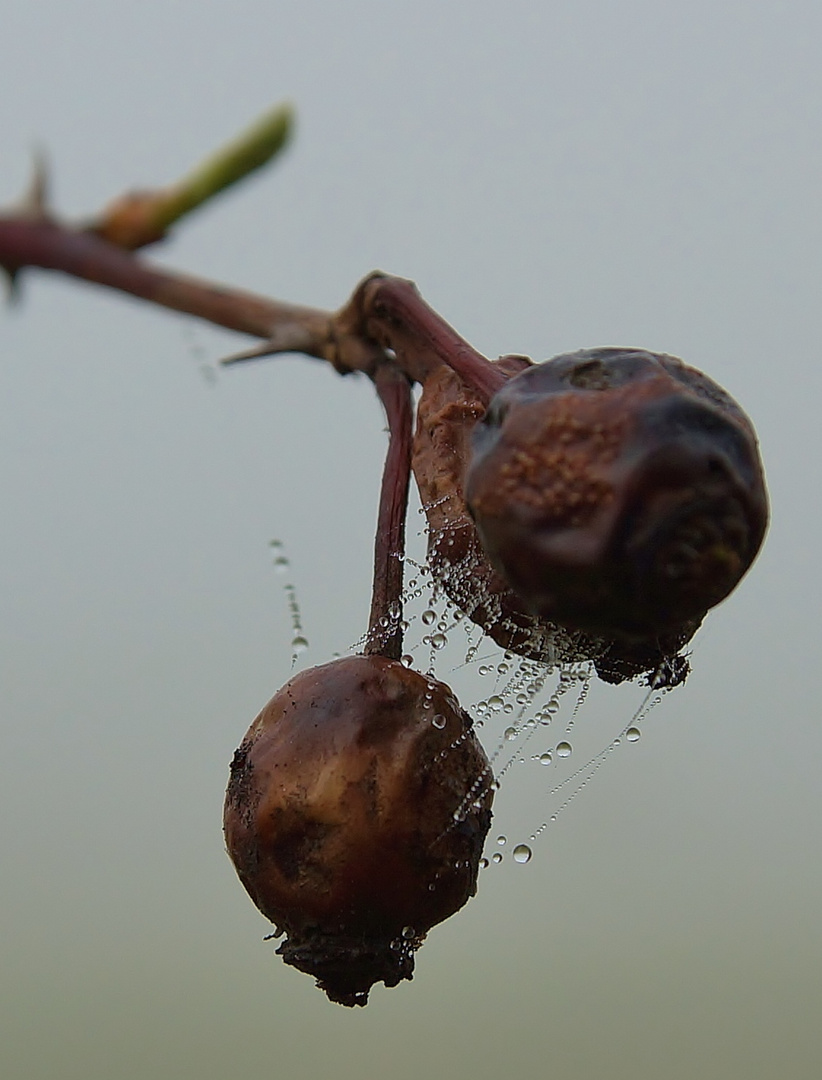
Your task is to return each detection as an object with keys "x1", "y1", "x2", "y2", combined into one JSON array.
[
  {"x1": 465, "y1": 348, "x2": 768, "y2": 643},
  {"x1": 223, "y1": 654, "x2": 493, "y2": 1006},
  {"x1": 413, "y1": 349, "x2": 767, "y2": 685}
]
